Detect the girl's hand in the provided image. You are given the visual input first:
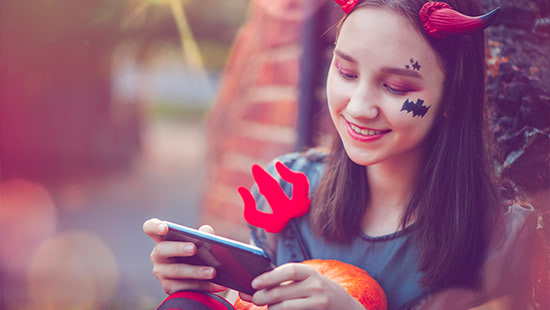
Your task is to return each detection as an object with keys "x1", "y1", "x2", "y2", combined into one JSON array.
[
  {"x1": 143, "y1": 218, "x2": 226, "y2": 295},
  {"x1": 239, "y1": 263, "x2": 364, "y2": 310}
]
